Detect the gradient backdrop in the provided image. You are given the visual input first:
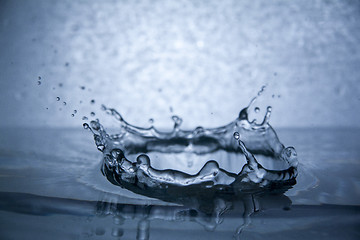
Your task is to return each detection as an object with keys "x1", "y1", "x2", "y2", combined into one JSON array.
[{"x1": 0, "y1": 0, "x2": 359, "y2": 129}]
